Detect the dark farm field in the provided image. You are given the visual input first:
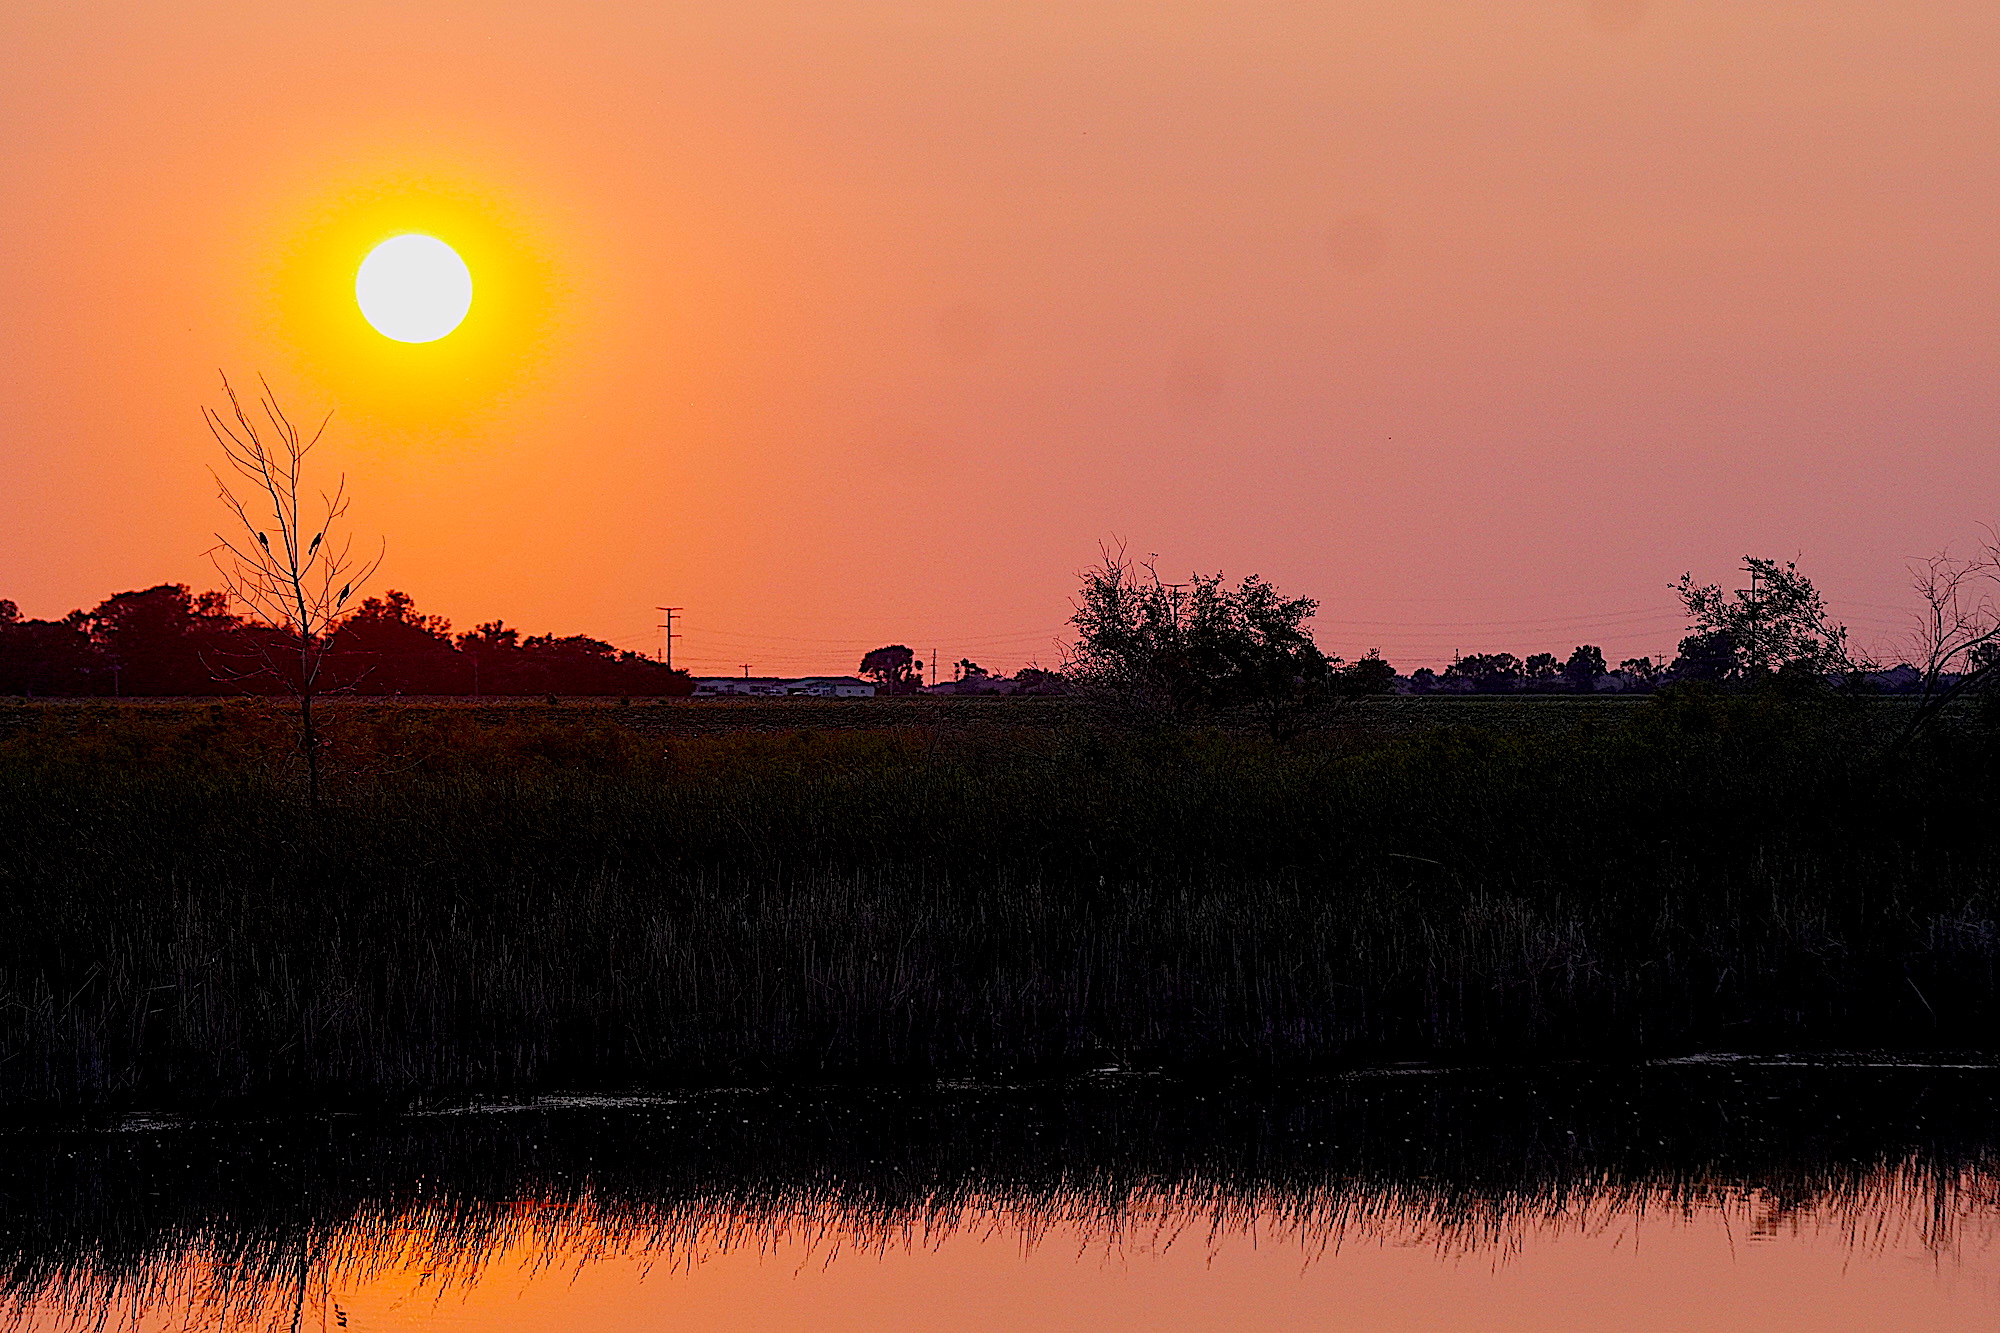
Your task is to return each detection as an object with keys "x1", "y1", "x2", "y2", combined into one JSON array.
[{"x1": 0, "y1": 689, "x2": 1993, "y2": 1112}]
